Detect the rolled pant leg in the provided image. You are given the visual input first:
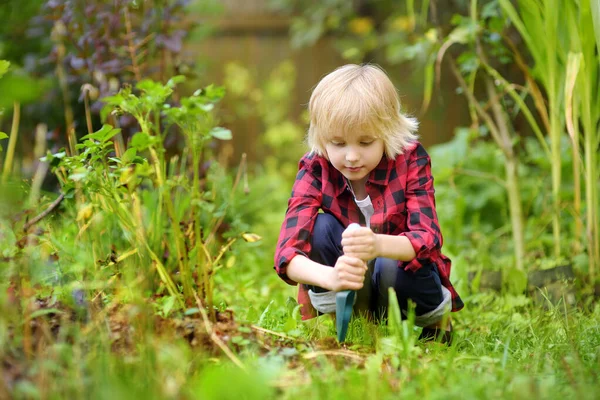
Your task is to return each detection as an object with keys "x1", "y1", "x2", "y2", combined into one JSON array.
[{"x1": 372, "y1": 258, "x2": 449, "y2": 326}]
